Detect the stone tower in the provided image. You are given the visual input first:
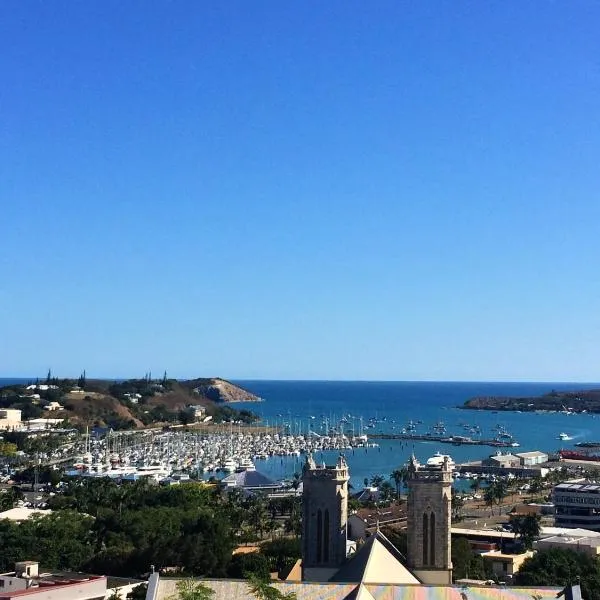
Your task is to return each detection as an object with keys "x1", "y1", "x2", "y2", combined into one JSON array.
[
  {"x1": 406, "y1": 454, "x2": 453, "y2": 584},
  {"x1": 301, "y1": 454, "x2": 350, "y2": 582}
]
